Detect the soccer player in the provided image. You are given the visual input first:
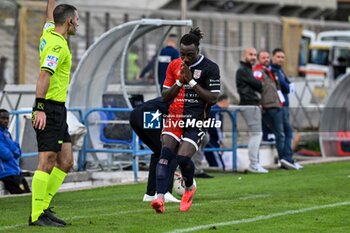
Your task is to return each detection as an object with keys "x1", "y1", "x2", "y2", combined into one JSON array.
[
  {"x1": 151, "y1": 27, "x2": 221, "y2": 213},
  {"x1": 129, "y1": 97, "x2": 180, "y2": 203},
  {"x1": 30, "y1": 0, "x2": 79, "y2": 227}
]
